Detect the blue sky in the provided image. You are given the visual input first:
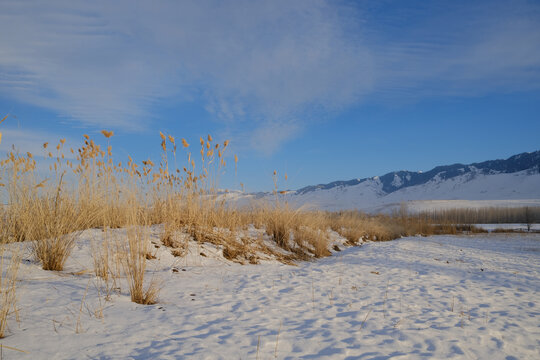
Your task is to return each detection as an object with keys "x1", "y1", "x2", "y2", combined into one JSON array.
[{"x1": 1, "y1": 0, "x2": 539, "y2": 191}]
